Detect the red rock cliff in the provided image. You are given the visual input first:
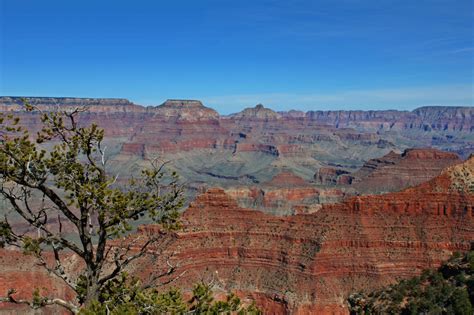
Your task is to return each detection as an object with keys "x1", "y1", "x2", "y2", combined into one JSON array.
[
  {"x1": 0, "y1": 159, "x2": 472, "y2": 314},
  {"x1": 134, "y1": 157, "x2": 473, "y2": 314},
  {"x1": 348, "y1": 148, "x2": 461, "y2": 193}
]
